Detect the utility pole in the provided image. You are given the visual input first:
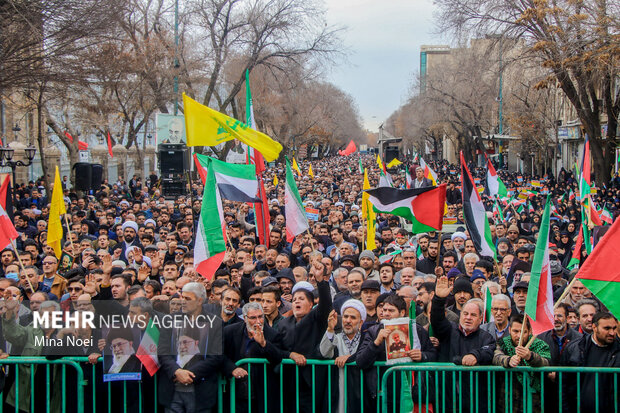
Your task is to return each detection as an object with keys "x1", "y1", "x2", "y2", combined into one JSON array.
[
  {"x1": 498, "y1": 37, "x2": 504, "y2": 169},
  {"x1": 173, "y1": 0, "x2": 179, "y2": 116}
]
